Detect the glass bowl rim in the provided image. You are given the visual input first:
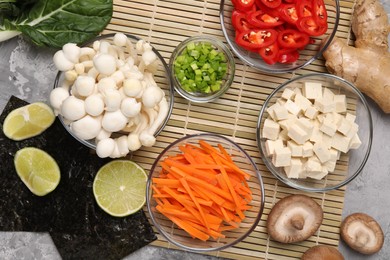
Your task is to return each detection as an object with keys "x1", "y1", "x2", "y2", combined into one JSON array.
[
  {"x1": 219, "y1": 0, "x2": 341, "y2": 74},
  {"x1": 53, "y1": 33, "x2": 175, "y2": 150},
  {"x1": 256, "y1": 72, "x2": 373, "y2": 192},
  {"x1": 146, "y1": 132, "x2": 265, "y2": 252},
  {"x1": 169, "y1": 35, "x2": 236, "y2": 103}
]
